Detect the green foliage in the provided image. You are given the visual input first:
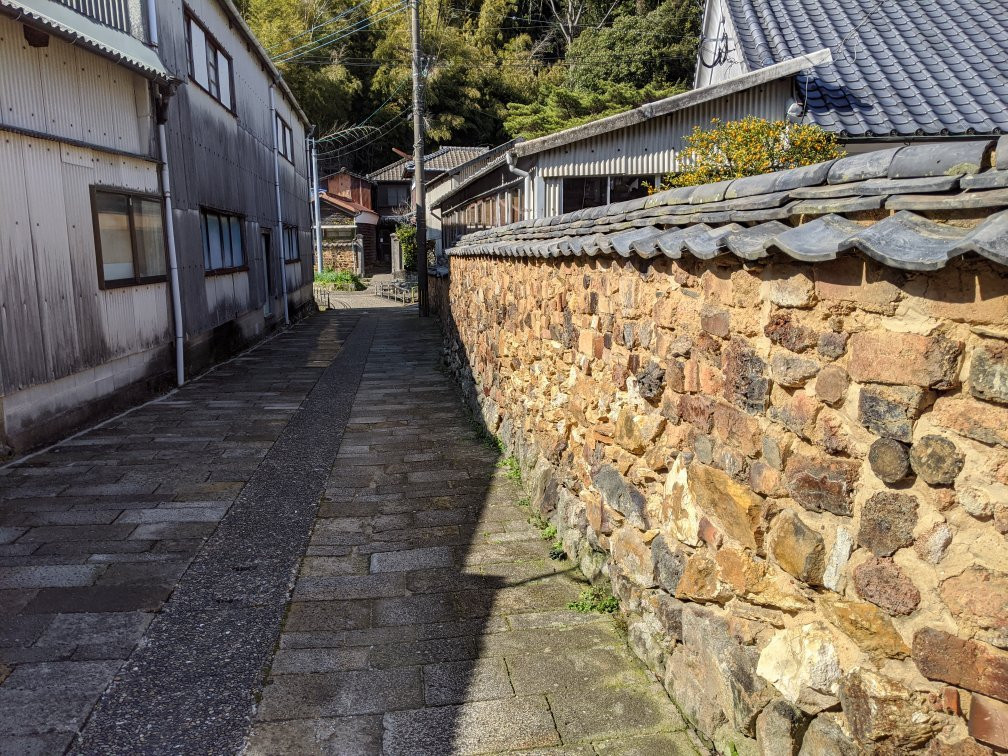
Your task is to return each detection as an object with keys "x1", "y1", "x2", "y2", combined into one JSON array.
[
  {"x1": 394, "y1": 223, "x2": 417, "y2": 271},
  {"x1": 239, "y1": 0, "x2": 701, "y2": 168},
  {"x1": 565, "y1": 0, "x2": 700, "y2": 91},
  {"x1": 669, "y1": 117, "x2": 846, "y2": 187},
  {"x1": 504, "y1": 80, "x2": 679, "y2": 139},
  {"x1": 314, "y1": 269, "x2": 364, "y2": 290},
  {"x1": 498, "y1": 455, "x2": 521, "y2": 482},
  {"x1": 549, "y1": 540, "x2": 567, "y2": 560},
  {"x1": 568, "y1": 586, "x2": 619, "y2": 614}
]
